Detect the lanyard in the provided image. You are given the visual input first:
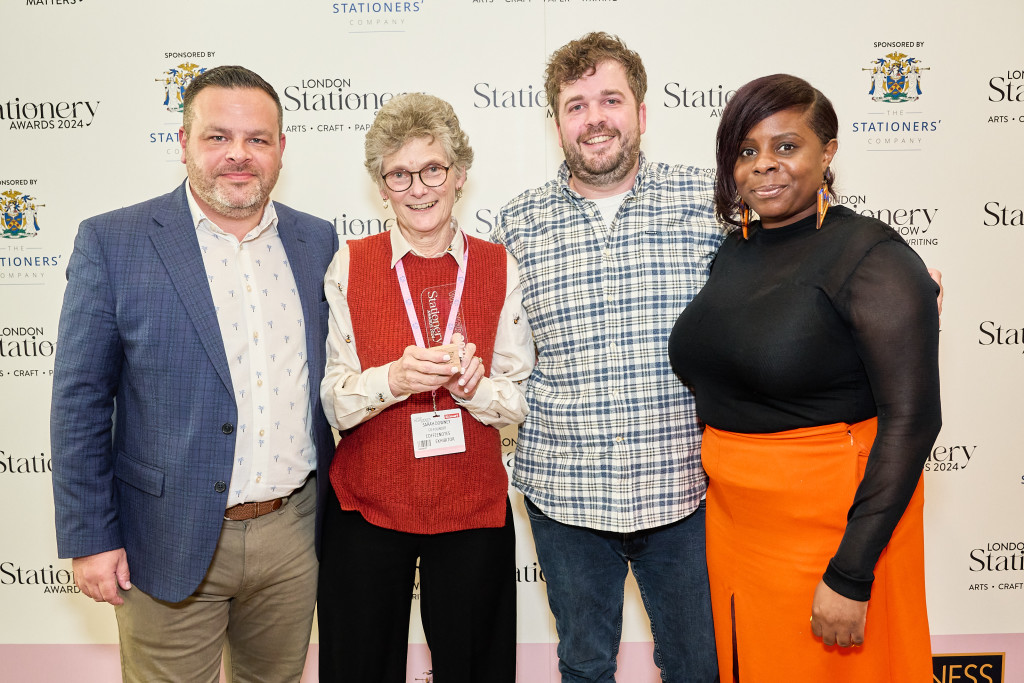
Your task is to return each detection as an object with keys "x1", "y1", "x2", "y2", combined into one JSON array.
[{"x1": 394, "y1": 232, "x2": 469, "y2": 348}]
